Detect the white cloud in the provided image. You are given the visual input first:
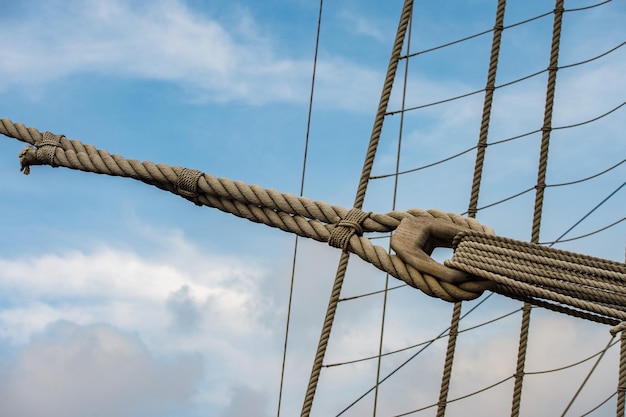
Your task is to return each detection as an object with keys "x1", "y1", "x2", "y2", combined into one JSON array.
[
  {"x1": 0, "y1": 320, "x2": 202, "y2": 417},
  {"x1": 0, "y1": 0, "x2": 382, "y2": 111},
  {"x1": 221, "y1": 385, "x2": 272, "y2": 417},
  {"x1": 0, "y1": 224, "x2": 622, "y2": 416},
  {"x1": 337, "y1": 7, "x2": 390, "y2": 43}
]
